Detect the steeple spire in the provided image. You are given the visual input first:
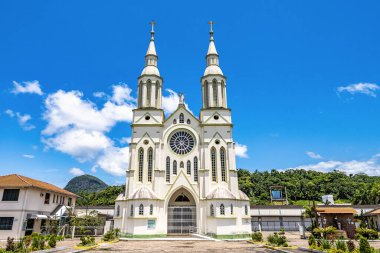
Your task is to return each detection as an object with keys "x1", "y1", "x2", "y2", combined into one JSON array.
[
  {"x1": 207, "y1": 21, "x2": 218, "y2": 56},
  {"x1": 142, "y1": 20, "x2": 159, "y2": 76},
  {"x1": 204, "y1": 21, "x2": 222, "y2": 75}
]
